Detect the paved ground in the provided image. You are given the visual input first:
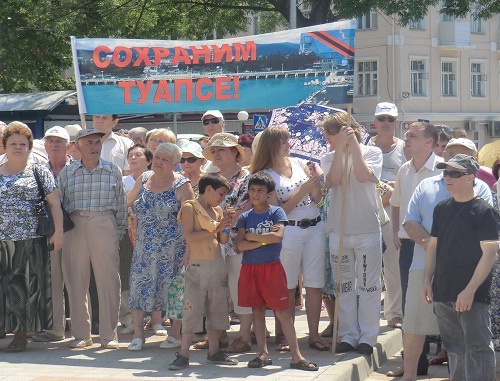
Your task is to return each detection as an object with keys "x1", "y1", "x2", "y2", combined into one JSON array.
[
  {"x1": 0, "y1": 307, "x2": 401, "y2": 381},
  {"x1": 2, "y1": 306, "x2": 498, "y2": 381}
]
